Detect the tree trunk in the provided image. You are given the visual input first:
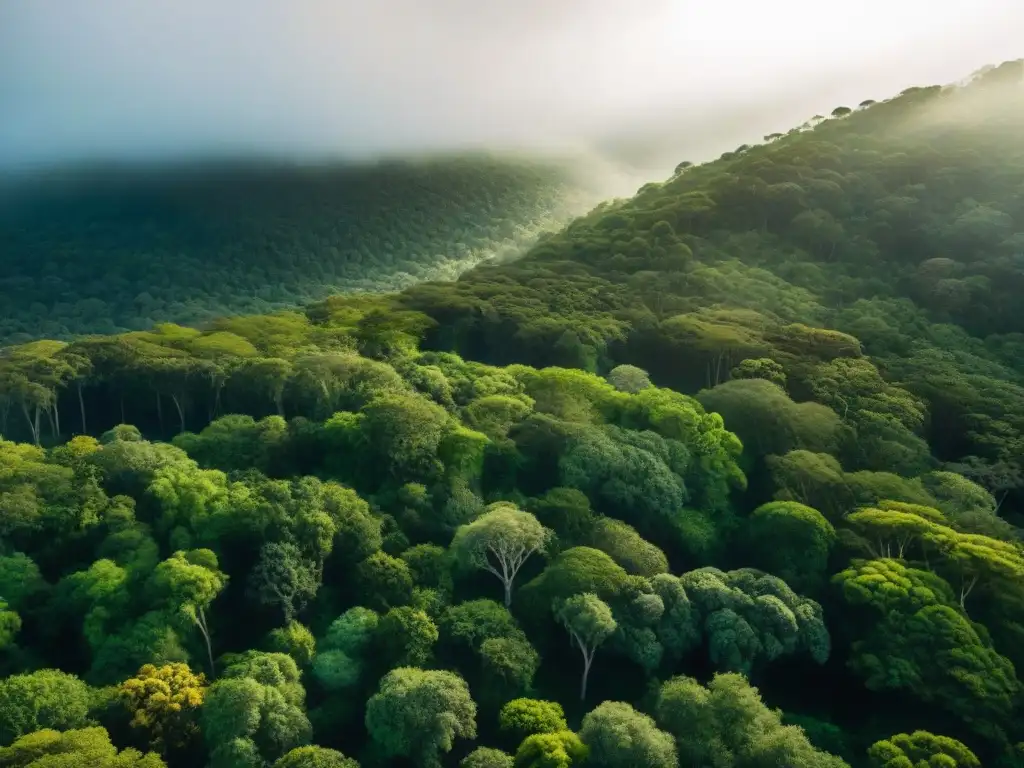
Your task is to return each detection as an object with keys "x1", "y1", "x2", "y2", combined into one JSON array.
[
  {"x1": 52, "y1": 401, "x2": 61, "y2": 438},
  {"x1": 21, "y1": 403, "x2": 40, "y2": 445},
  {"x1": 995, "y1": 489, "x2": 1009, "y2": 514},
  {"x1": 503, "y1": 579, "x2": 512, "y2": 608},
  {"x1": 196, "y1": 607, "x2": 216, "y2": 679},
  {"x1": 45, "y1": 405, "x2": 57, "y2": 438},
  {"x1": 580, "y1": 648, "x2": 593, "y2": 701},
  {"x1": 77, "y1": 383, "x2": 87, "y2": 434},
  {"x1": 170, "y1": 394, "x2": 186, "y2": 434}
]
